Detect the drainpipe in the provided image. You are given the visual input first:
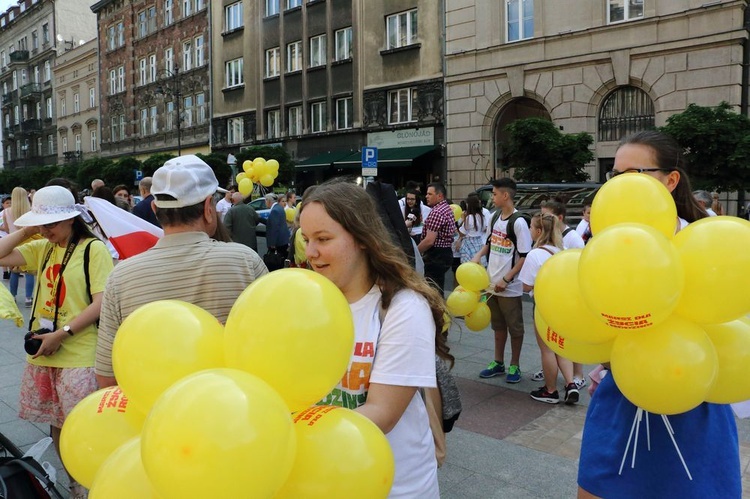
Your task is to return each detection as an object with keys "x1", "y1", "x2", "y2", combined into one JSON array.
[{"x1": 739, "y1": 3, "x2": 750, "y2": 215}]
